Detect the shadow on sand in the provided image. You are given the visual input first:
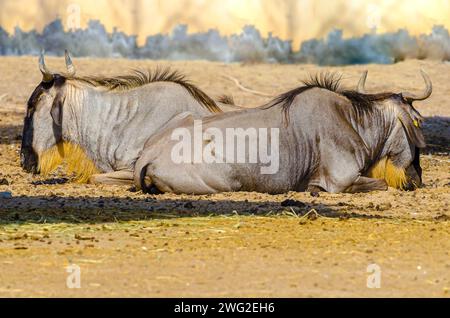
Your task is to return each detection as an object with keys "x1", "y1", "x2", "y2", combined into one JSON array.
[
  {"x1": 0, "y1": 193, "x2": 390, "y2": 225},
  {"x1": 0, "y1": 124, "x2": 22, "y2": 145},
  {"x1": 423, "y1": 116, "x2": 450, "y2": 155}
]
